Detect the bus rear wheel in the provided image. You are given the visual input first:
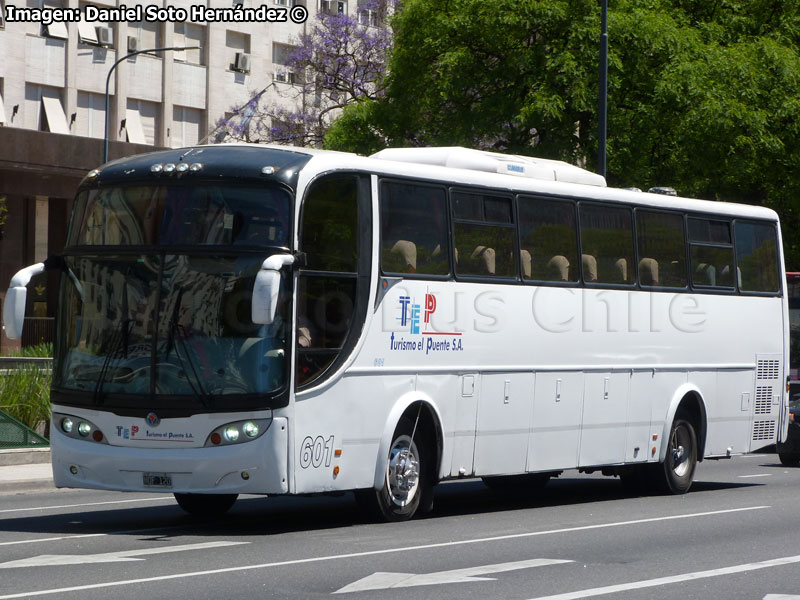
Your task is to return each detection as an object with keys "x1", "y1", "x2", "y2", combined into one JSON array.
[
  {"x1": 653, "y1": 417, "x2": 697, "y2": 494},
  {"x1": 357, "y1": 417, "x2": 430, "y2": 522},
  {"x1": 174, "y1": 493, "x2": 238, "y2": 517}
]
